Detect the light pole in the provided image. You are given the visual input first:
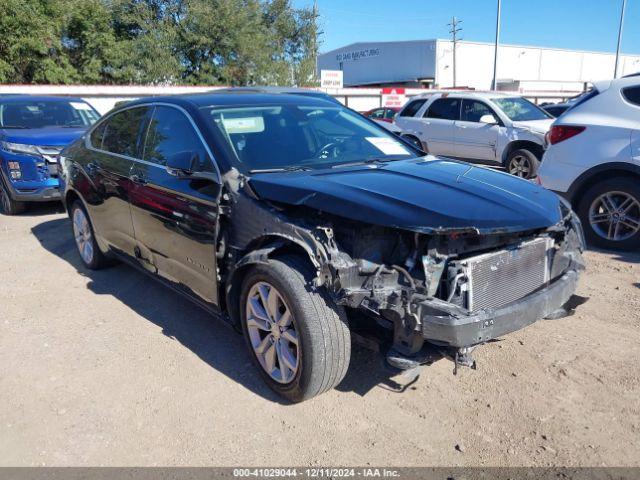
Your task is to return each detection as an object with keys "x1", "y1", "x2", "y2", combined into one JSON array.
[
  {"x1": 614, "y1": 0, "x2": 627, "y2": 78},
  {"x1": 491, "y1": 0, "x2": 502, "y2": 90}
]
